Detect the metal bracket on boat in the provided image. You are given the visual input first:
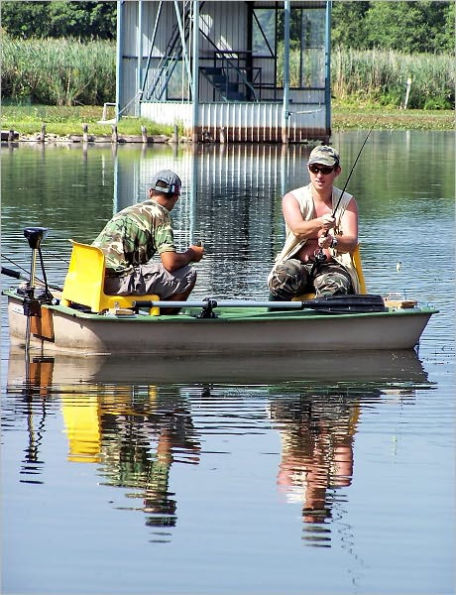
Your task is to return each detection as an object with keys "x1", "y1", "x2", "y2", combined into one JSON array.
[{"x1": 197, "y1": 298, "x2": 218, "y2": 319}]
